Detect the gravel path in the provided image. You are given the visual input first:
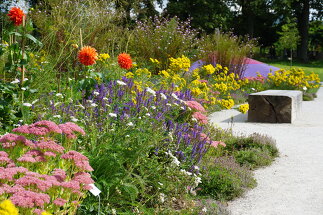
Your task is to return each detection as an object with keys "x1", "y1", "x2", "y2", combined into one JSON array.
[{"x1": 209, "y1": 88, "x2": 323, "y2": 215}]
